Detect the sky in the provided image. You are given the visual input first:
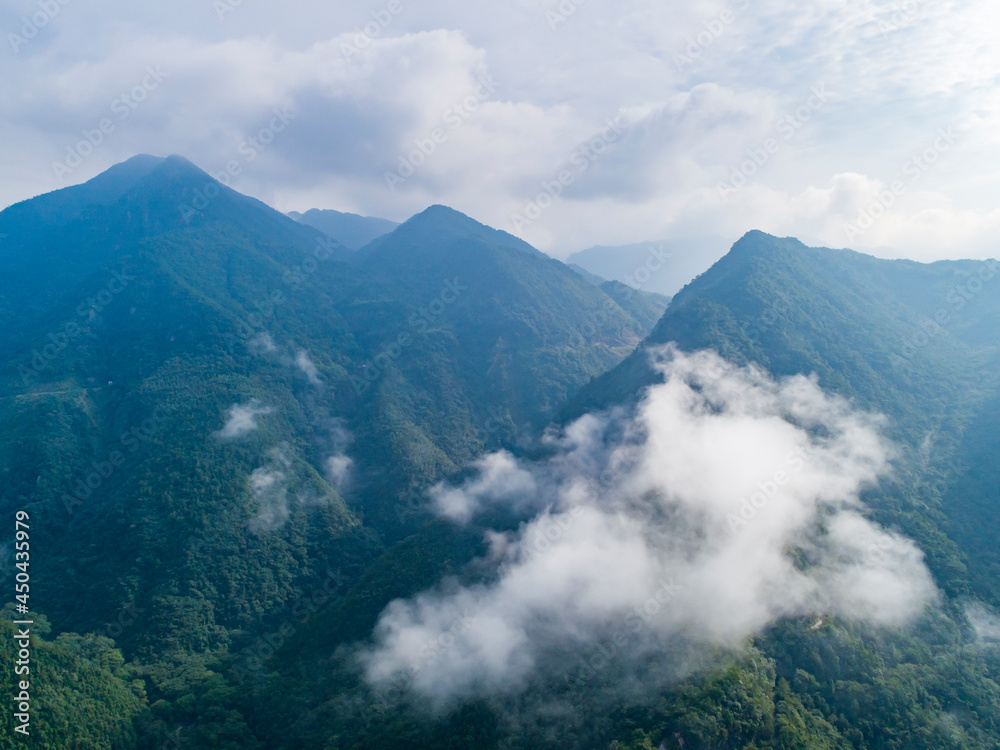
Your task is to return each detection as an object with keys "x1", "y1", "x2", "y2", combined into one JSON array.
[{"x1": 2, "y1": 0, "x2": 999, "y2": 262}]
